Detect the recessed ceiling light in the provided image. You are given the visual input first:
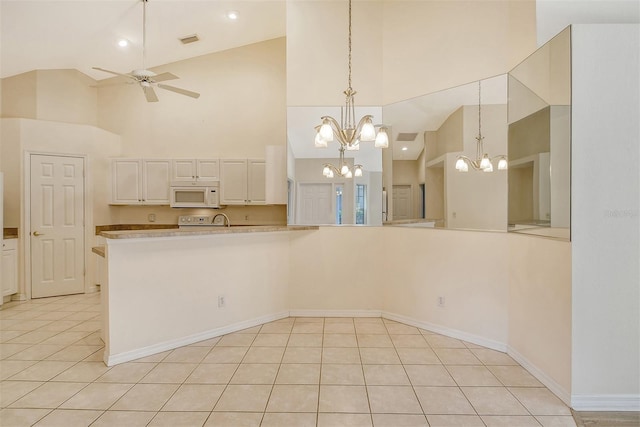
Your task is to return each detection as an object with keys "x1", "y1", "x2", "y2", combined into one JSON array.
[
  {"x1": 402, "y1": 147, "x2": 408, "y2": 151},
  {"x1": 117, "y1": 39, "x2": 129, "y2": 48},
  {"x1": 226, "y1": 10, "x2": 239, "y2": 20}
]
